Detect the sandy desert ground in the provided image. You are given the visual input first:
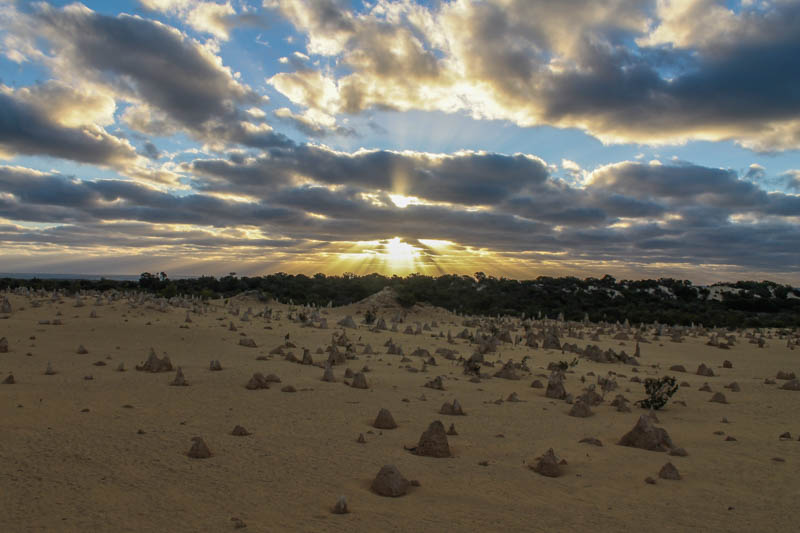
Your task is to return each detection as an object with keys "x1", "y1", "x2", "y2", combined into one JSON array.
[{"x1": 1, "y1": 288, "x2": 798, "y2": 532}]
